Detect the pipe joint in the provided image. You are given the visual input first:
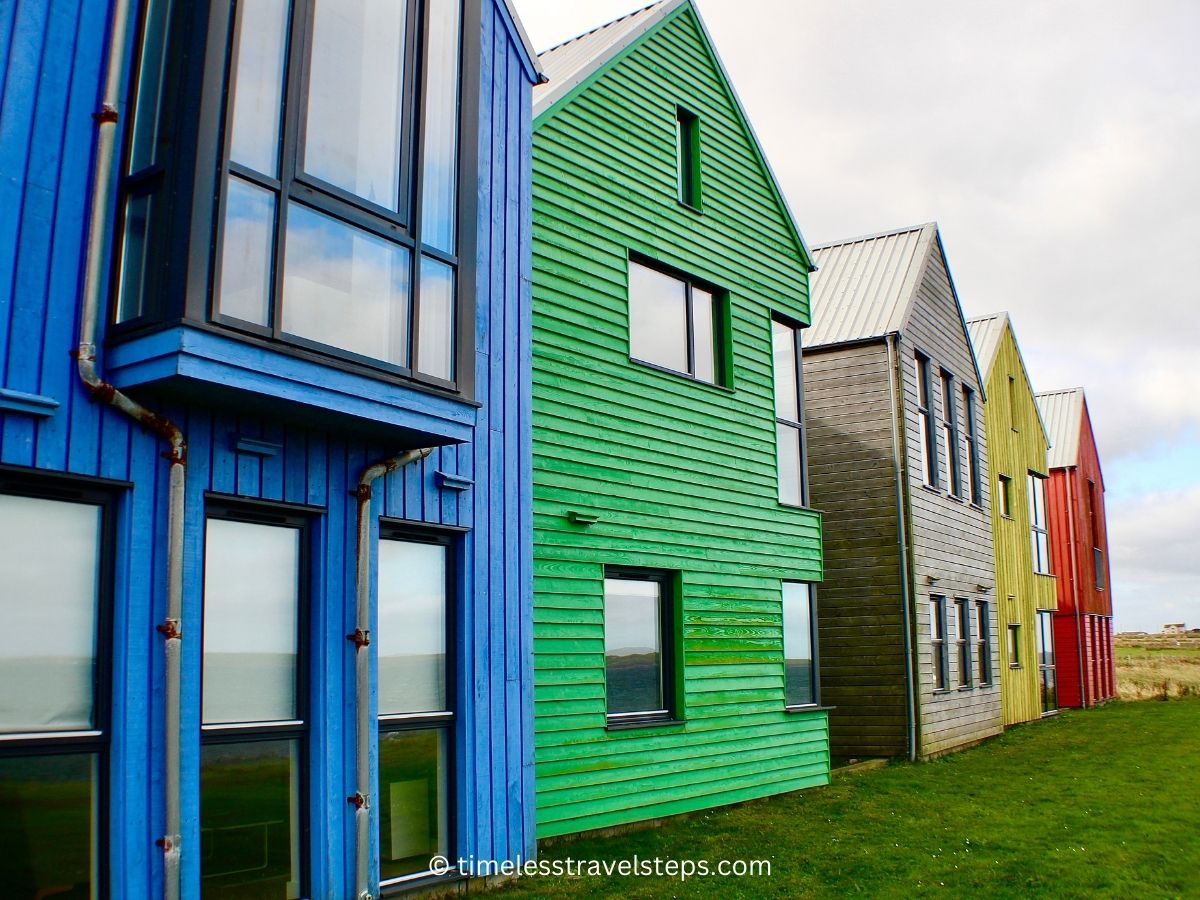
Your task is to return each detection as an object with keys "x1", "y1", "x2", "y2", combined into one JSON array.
[
  {"x1": 348, "y1": 792, "x2": 369, "y2": 811},
  {"x1": 347, "y1": 628, "x2": 371, "y2": 650},
  {"x1": 156, "y1": 619, "x2": 183, "y2": 641},
  {"x1": 93, "y1": 103, "x2": 119, "y2": 124}
]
